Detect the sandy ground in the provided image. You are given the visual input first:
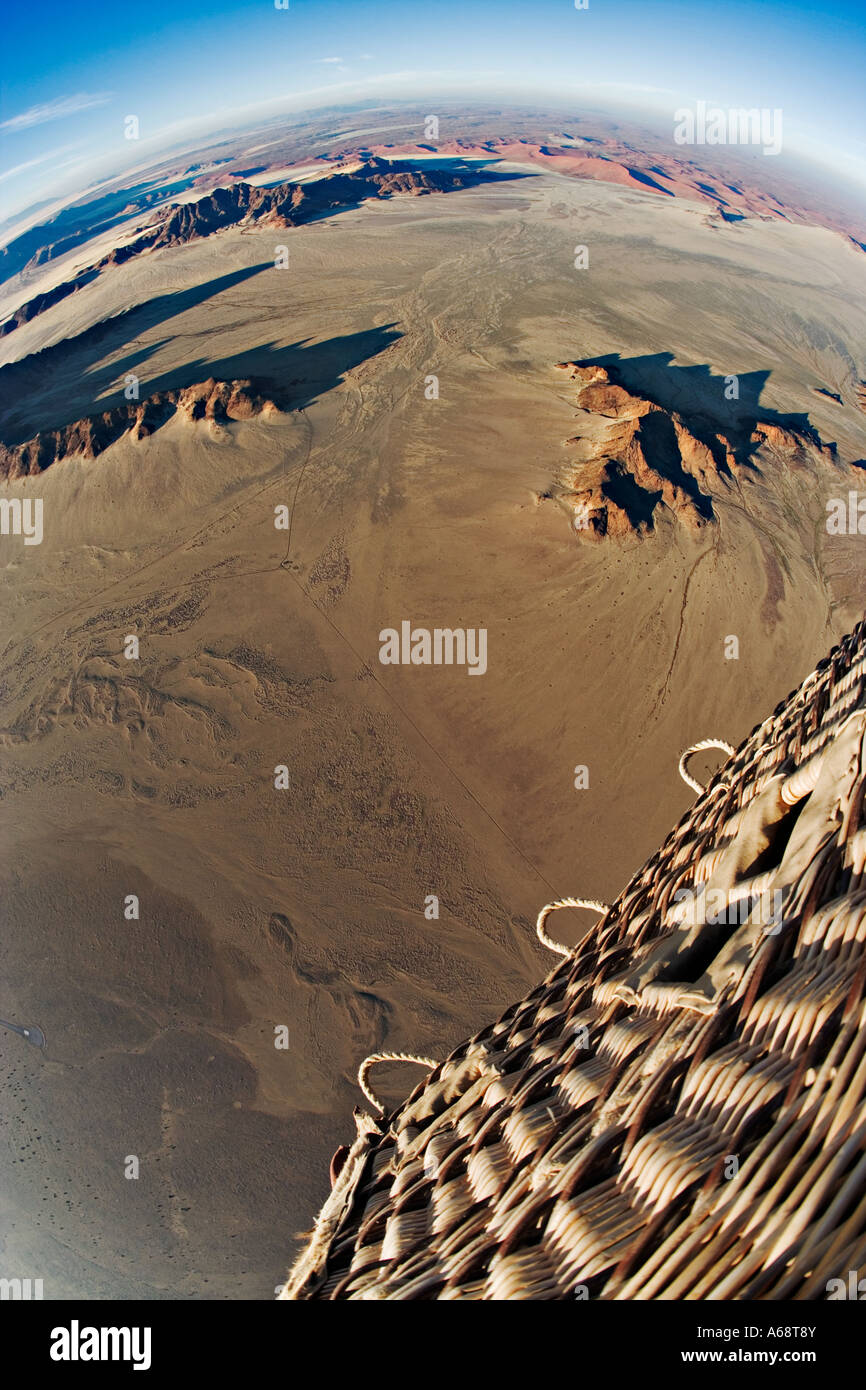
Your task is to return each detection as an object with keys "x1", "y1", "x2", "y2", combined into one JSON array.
[{"x1": 1, "y1": 170, "x2": 865, "y2": 1297}]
